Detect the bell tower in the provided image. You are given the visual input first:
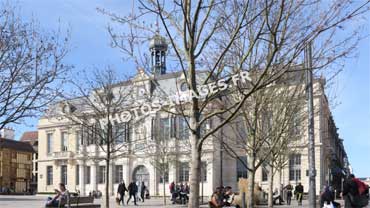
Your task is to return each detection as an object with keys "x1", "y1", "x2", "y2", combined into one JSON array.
[{"x1": 149, "y1": 32, "x2": 168, "y2": 75}]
